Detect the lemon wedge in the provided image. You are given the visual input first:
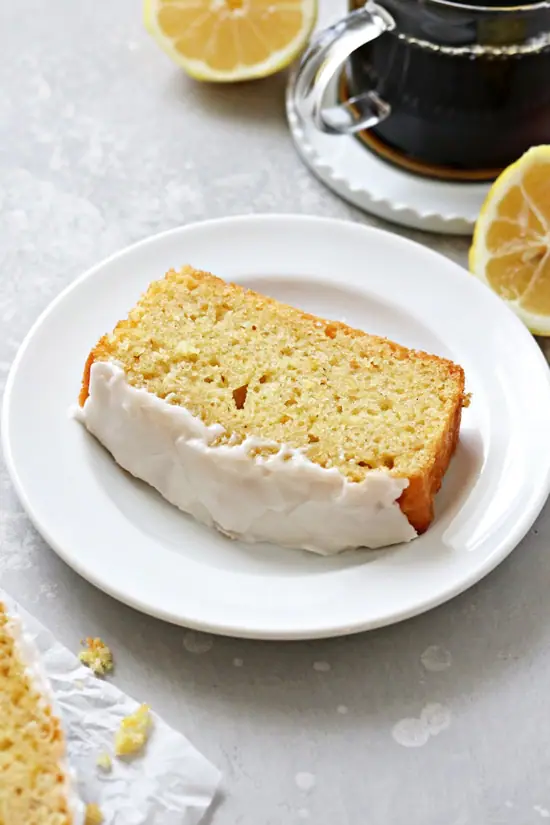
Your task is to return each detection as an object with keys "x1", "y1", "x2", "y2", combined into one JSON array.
[
  {"x1": 469, "y1": 145, "x2": 550, "y2": 336},
  {"x1": 144, "y1": 0, "x2": 317, "y2": 82}
]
